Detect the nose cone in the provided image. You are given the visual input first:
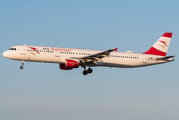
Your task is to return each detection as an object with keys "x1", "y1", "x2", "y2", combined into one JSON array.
[
  {"x1": 3, "y1": 51, "x2": 13, "y2": 59},
  {"x1": 3, "y1": 51, "x2": 8, "y2": 58},
  {"x1": 3, "y1": 51, "x2": 15, "y2": 59}
]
